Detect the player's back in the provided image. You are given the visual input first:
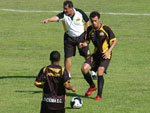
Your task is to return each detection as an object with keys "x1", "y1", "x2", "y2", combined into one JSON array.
[{"x1": 43, "y1": 64, "x2": 66, "y2": 97}]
